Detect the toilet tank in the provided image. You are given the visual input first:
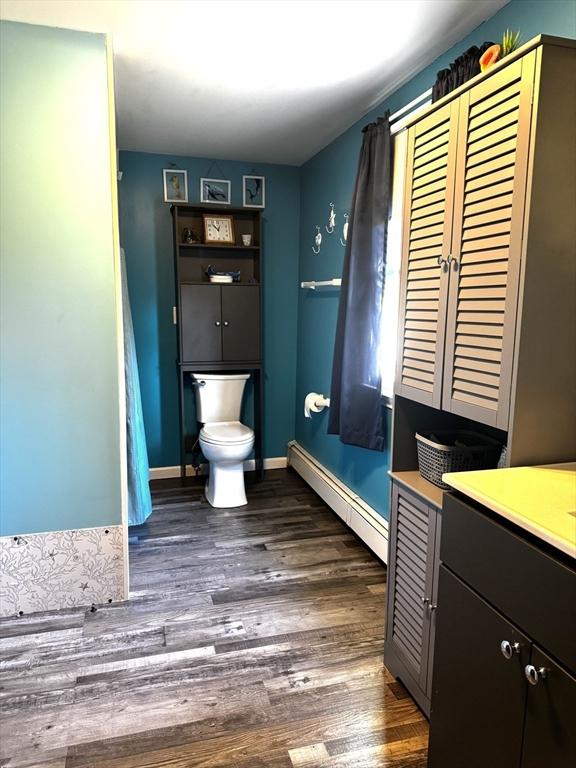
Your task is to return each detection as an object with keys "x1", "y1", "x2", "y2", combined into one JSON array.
[{"x1": 191, "y1": 373, "x2": 250, "y2": 423}]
